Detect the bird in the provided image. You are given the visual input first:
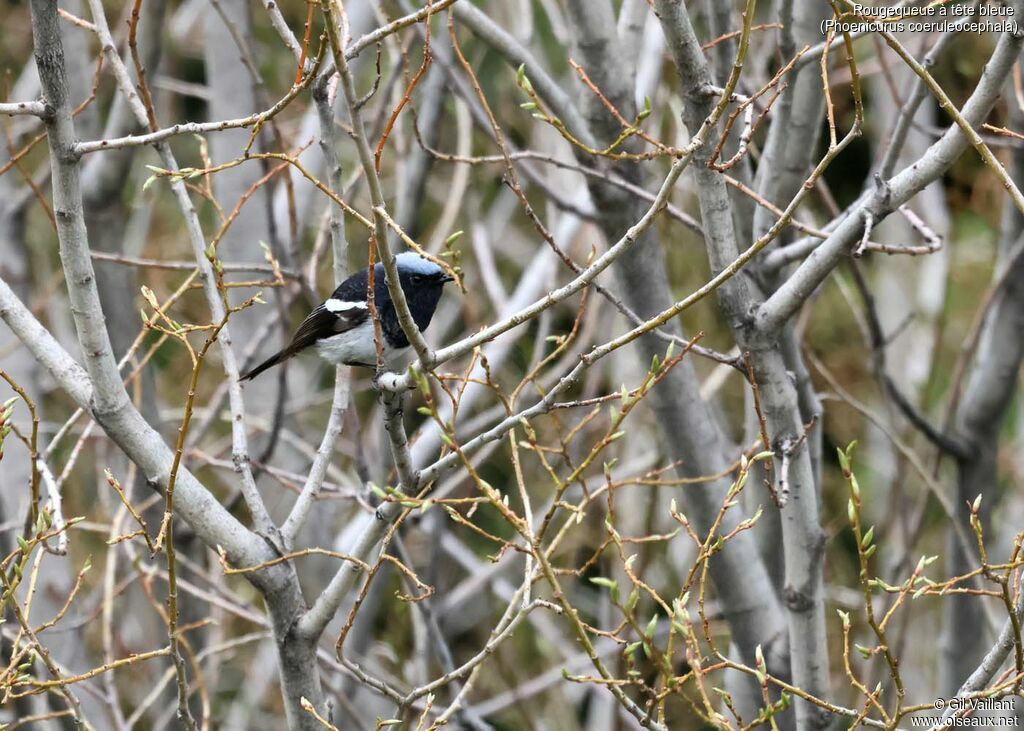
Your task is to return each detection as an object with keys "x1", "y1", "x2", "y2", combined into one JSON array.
[{"x1": 239, "y1": 252, "x2": 454, "y2": 381}]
